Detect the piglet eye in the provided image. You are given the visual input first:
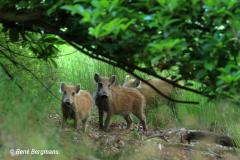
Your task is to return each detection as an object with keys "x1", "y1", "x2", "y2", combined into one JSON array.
[
  {"x1": 72, "y1": 92, "x2": 75, "y2": 96},
  {"x1": 98, "y1": 83, "x2": 103, "y2": 87}
]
